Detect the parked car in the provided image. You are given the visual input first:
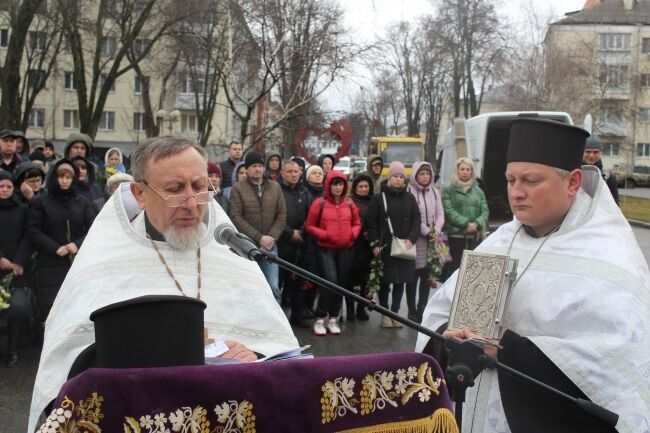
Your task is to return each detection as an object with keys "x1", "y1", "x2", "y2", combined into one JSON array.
[
  {"x1": 333, "y1": 156, "x2": 353, "y2": 179},
  {"x1": 613, "y1": 165, "x2": 650, "y2": 189},
  {"x1": 351, "y1": 157, "x2": 367, "y2": 178}
]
